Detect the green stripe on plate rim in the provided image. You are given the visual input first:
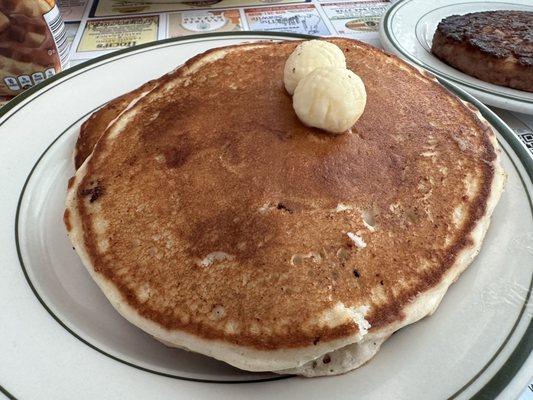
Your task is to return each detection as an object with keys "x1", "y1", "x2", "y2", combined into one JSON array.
[
  {"x1": 0, "y1": 32, "x2": 531, "y2": 400},
  {"x1": 382, "y1": 0, "x2": 533, "y2": 104},
  {"x1": 0, "y1": 384, "x2": 16, "y2": 400}
]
